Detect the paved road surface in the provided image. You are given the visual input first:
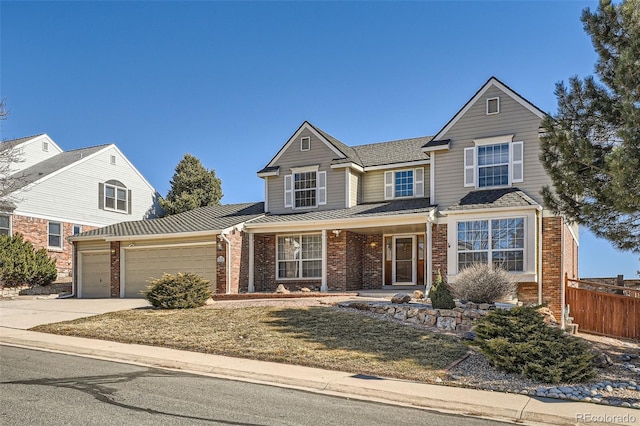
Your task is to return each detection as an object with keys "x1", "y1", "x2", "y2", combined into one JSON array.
[{"x1": 0, "y1": 346, "x2": 511, "y2": 426}]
